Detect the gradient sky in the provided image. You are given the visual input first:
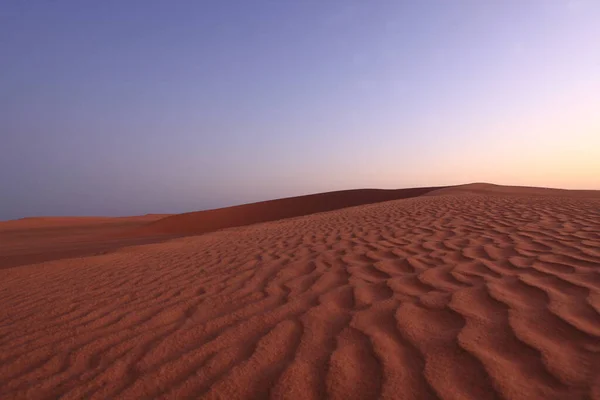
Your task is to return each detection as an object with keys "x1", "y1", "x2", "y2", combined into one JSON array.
[{"x1": 1, "y1": 0, "x2": 599, "y2": 220}]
